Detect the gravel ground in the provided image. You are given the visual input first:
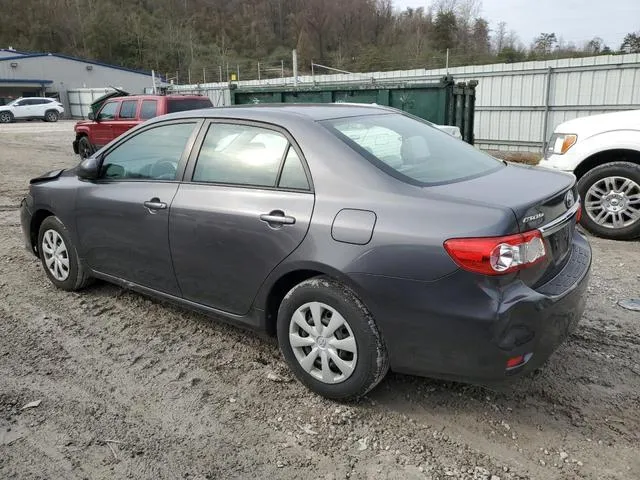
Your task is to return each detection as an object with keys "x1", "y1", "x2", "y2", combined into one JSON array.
[{"x1": 0, "y1": 122, "x2": 639, "y2": 480}]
